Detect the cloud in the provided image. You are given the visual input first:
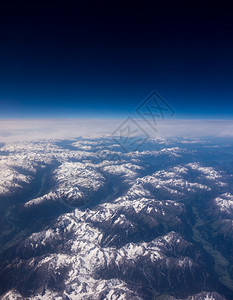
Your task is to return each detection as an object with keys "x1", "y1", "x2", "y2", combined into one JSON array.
[{"x1": 0, "y1": 118, "x2": 233, "y2": 143}]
